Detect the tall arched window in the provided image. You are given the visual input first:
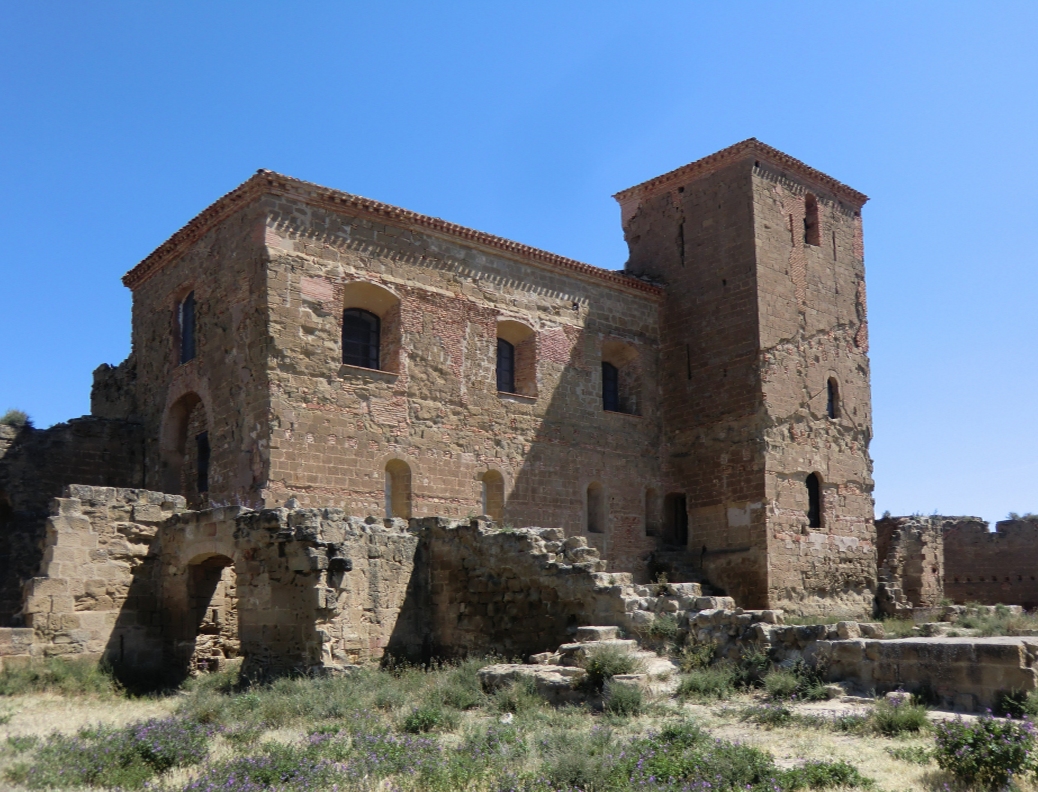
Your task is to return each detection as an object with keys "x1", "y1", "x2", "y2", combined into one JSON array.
[
  {"x1": 826, "y1": 378, "x2": 839, "y2": 420},
  {"x1": 179, "y1": 292, "x2": 196, "y2": 364},
  {"x1": 602, "y1": 363, "x2": 620, "y2": 412},
  {"x1": 385, "y1": 459, "x2": 412, "y2": 519},
  {"x1": 806, "y1": 473, "x2": 822, "y2": 528},
  {"x1": 587, "y1": 482, "x2": 606, "y2": 534},
  {"x1": 342, "y1": 309, "x2": 380, "y2": 369},
  {"x1": 804, "y1": 193, "x2": 820, "y2": 246},
  {"x1": 496, "y1": 339, "x2": 515, "y2": 393},
  {"x1": 481, "y1": 470, "x2": 505, "y2": 521}
]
